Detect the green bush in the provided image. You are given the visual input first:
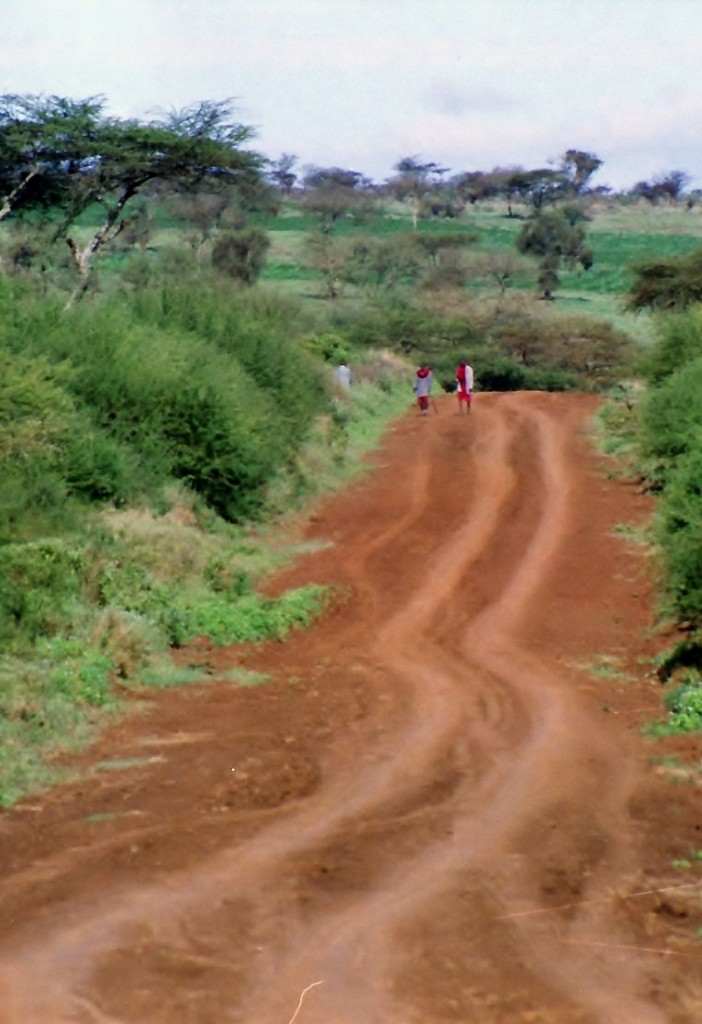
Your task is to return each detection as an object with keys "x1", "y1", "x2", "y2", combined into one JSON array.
[
  {"x1": 0, "y1": 348, "x2": 138, "y2": 536},
  {"x1": 212, "y1": 227, "x2": 270, "y2": 284},
  {"x1": 639, "y1": 357, "x2": 702, "y2": 486},
  {"x1": 639, "y1": 308, "x2": 702, "y2": 385},
  {"x1": 658, "y1": 673, "x2": 702, "y2": 733},
  {"x1": 128, "y1": 283, "x2": 329, "y2": 441},
  {"x1": 0, "y1": 539, "x2": 83, "y2": 643},
  {"x1": 162, "y1": 585, "x2": 329, "y2": 647},
  {"x1": 656, "y1": 443, "x2": 702, "y2": 622},
  {"x1": 33, "y1": 304, "x2": 295, "y2": 518},
  {"x1": 0, "y1": 281, "x2": 333, "y2": 521}
]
